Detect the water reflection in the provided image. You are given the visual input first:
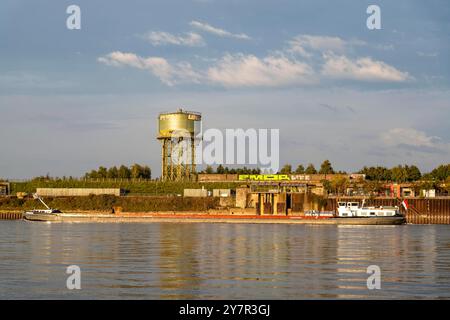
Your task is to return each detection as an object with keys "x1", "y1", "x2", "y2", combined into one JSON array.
[{"x1": 0, "y1": 221, "x2": 449, "y2": 299}]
